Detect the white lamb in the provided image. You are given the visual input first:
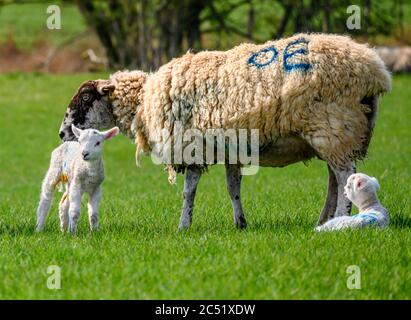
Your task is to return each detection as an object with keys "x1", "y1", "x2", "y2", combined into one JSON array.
[
  {"x1": 36, "y1": 125, "x2": 119, "y2": 233},
  {"x1": 316, "y1": 173, "x2": 389, "y2": 232}
]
